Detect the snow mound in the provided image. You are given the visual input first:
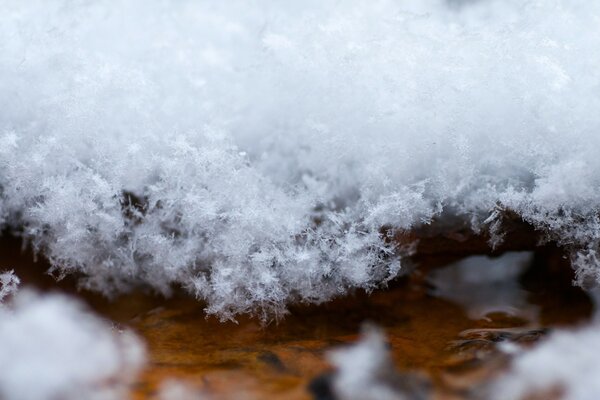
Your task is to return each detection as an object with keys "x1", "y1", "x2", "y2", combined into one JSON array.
[{"x1": 2, "y1": 0, "x2": 600, "y2": 318}]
